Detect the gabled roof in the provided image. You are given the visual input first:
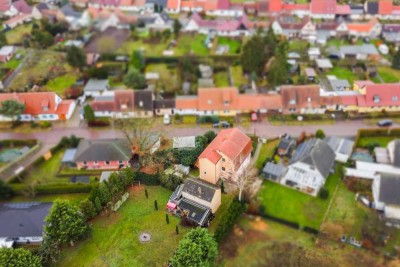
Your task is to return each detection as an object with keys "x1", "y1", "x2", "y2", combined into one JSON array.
[
  {"x1": 310, "y1": 0, "x2": 336, "y2": 14},
  {"x1": 134, "y1": 89, "x2": 153, "y2": 111},
  {"x1": 0, "y1": 0, "x2": 11, "y2": 12},
  {"x1": 91, "y1": 90, "x2": 135, "y2": 112},
  {"x1": 60, "y1": 4, "x2": 82, "y2": 18},
  {"x1": 198, "y1": 87, "x2": 239, "y2": 111},
  {"x1": 366, "y1": 1, "x2": 379, "y2": 14},
  {"x1": 74, "y1": 139, "x2": 131, "y2": 162},
  {"x1": 347, "y1": 19, "x2": 379, "y2": 33},
  {"x1": 336, "y1": 4, "x2": 351, "y2": 14},
  {"x1": 154, "y1": 99, "x2": 175, "y2": 109},
  {"x1": 379, "y1": 0, "x2": 393, "y2": 15},
  {"x1": 182, "y1": 178, "x2": 219, "y2": 202},
  {"x1": 0, "y1": 202, "x2": 52, "y2": 238},
  {"x1": 166, "y1": 0, "x2": 179, "y2": 9},
  {"x1": 364, "y1": 83, "x2": 400, "y2": 107},
  {"x1": 290, "y1": 138, "x2": 335, "y2": 178},
  {"x1": 280, "y1": 85, "x2": 321, "y2": 109},
  {"x1": 84, "y1": 79, "x2": 109, "y2": 92},
  {"x1": 198, "y1": 128, "x2": 252, "y2": 167},
  {"x1": 177, "y1": 198, "x2": 211, "y2": 225},
  {"x1": 377, "y1": 174, "x2": 400, "y2": 206},
  {"x1": 13, "y1": 0, "x2": 32, "y2": 14},
  {"x1": 324, "y1": 136, "x2": 354, "y2": 157}
]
